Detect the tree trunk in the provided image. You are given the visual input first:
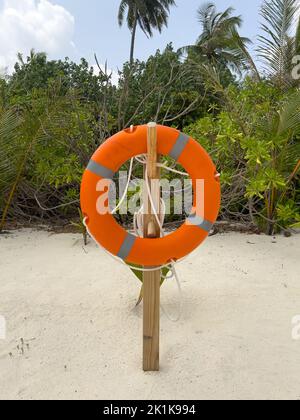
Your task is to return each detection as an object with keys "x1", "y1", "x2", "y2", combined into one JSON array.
[{"x1": 130, "y1": 13, "x2": 138, "y2": 66}]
